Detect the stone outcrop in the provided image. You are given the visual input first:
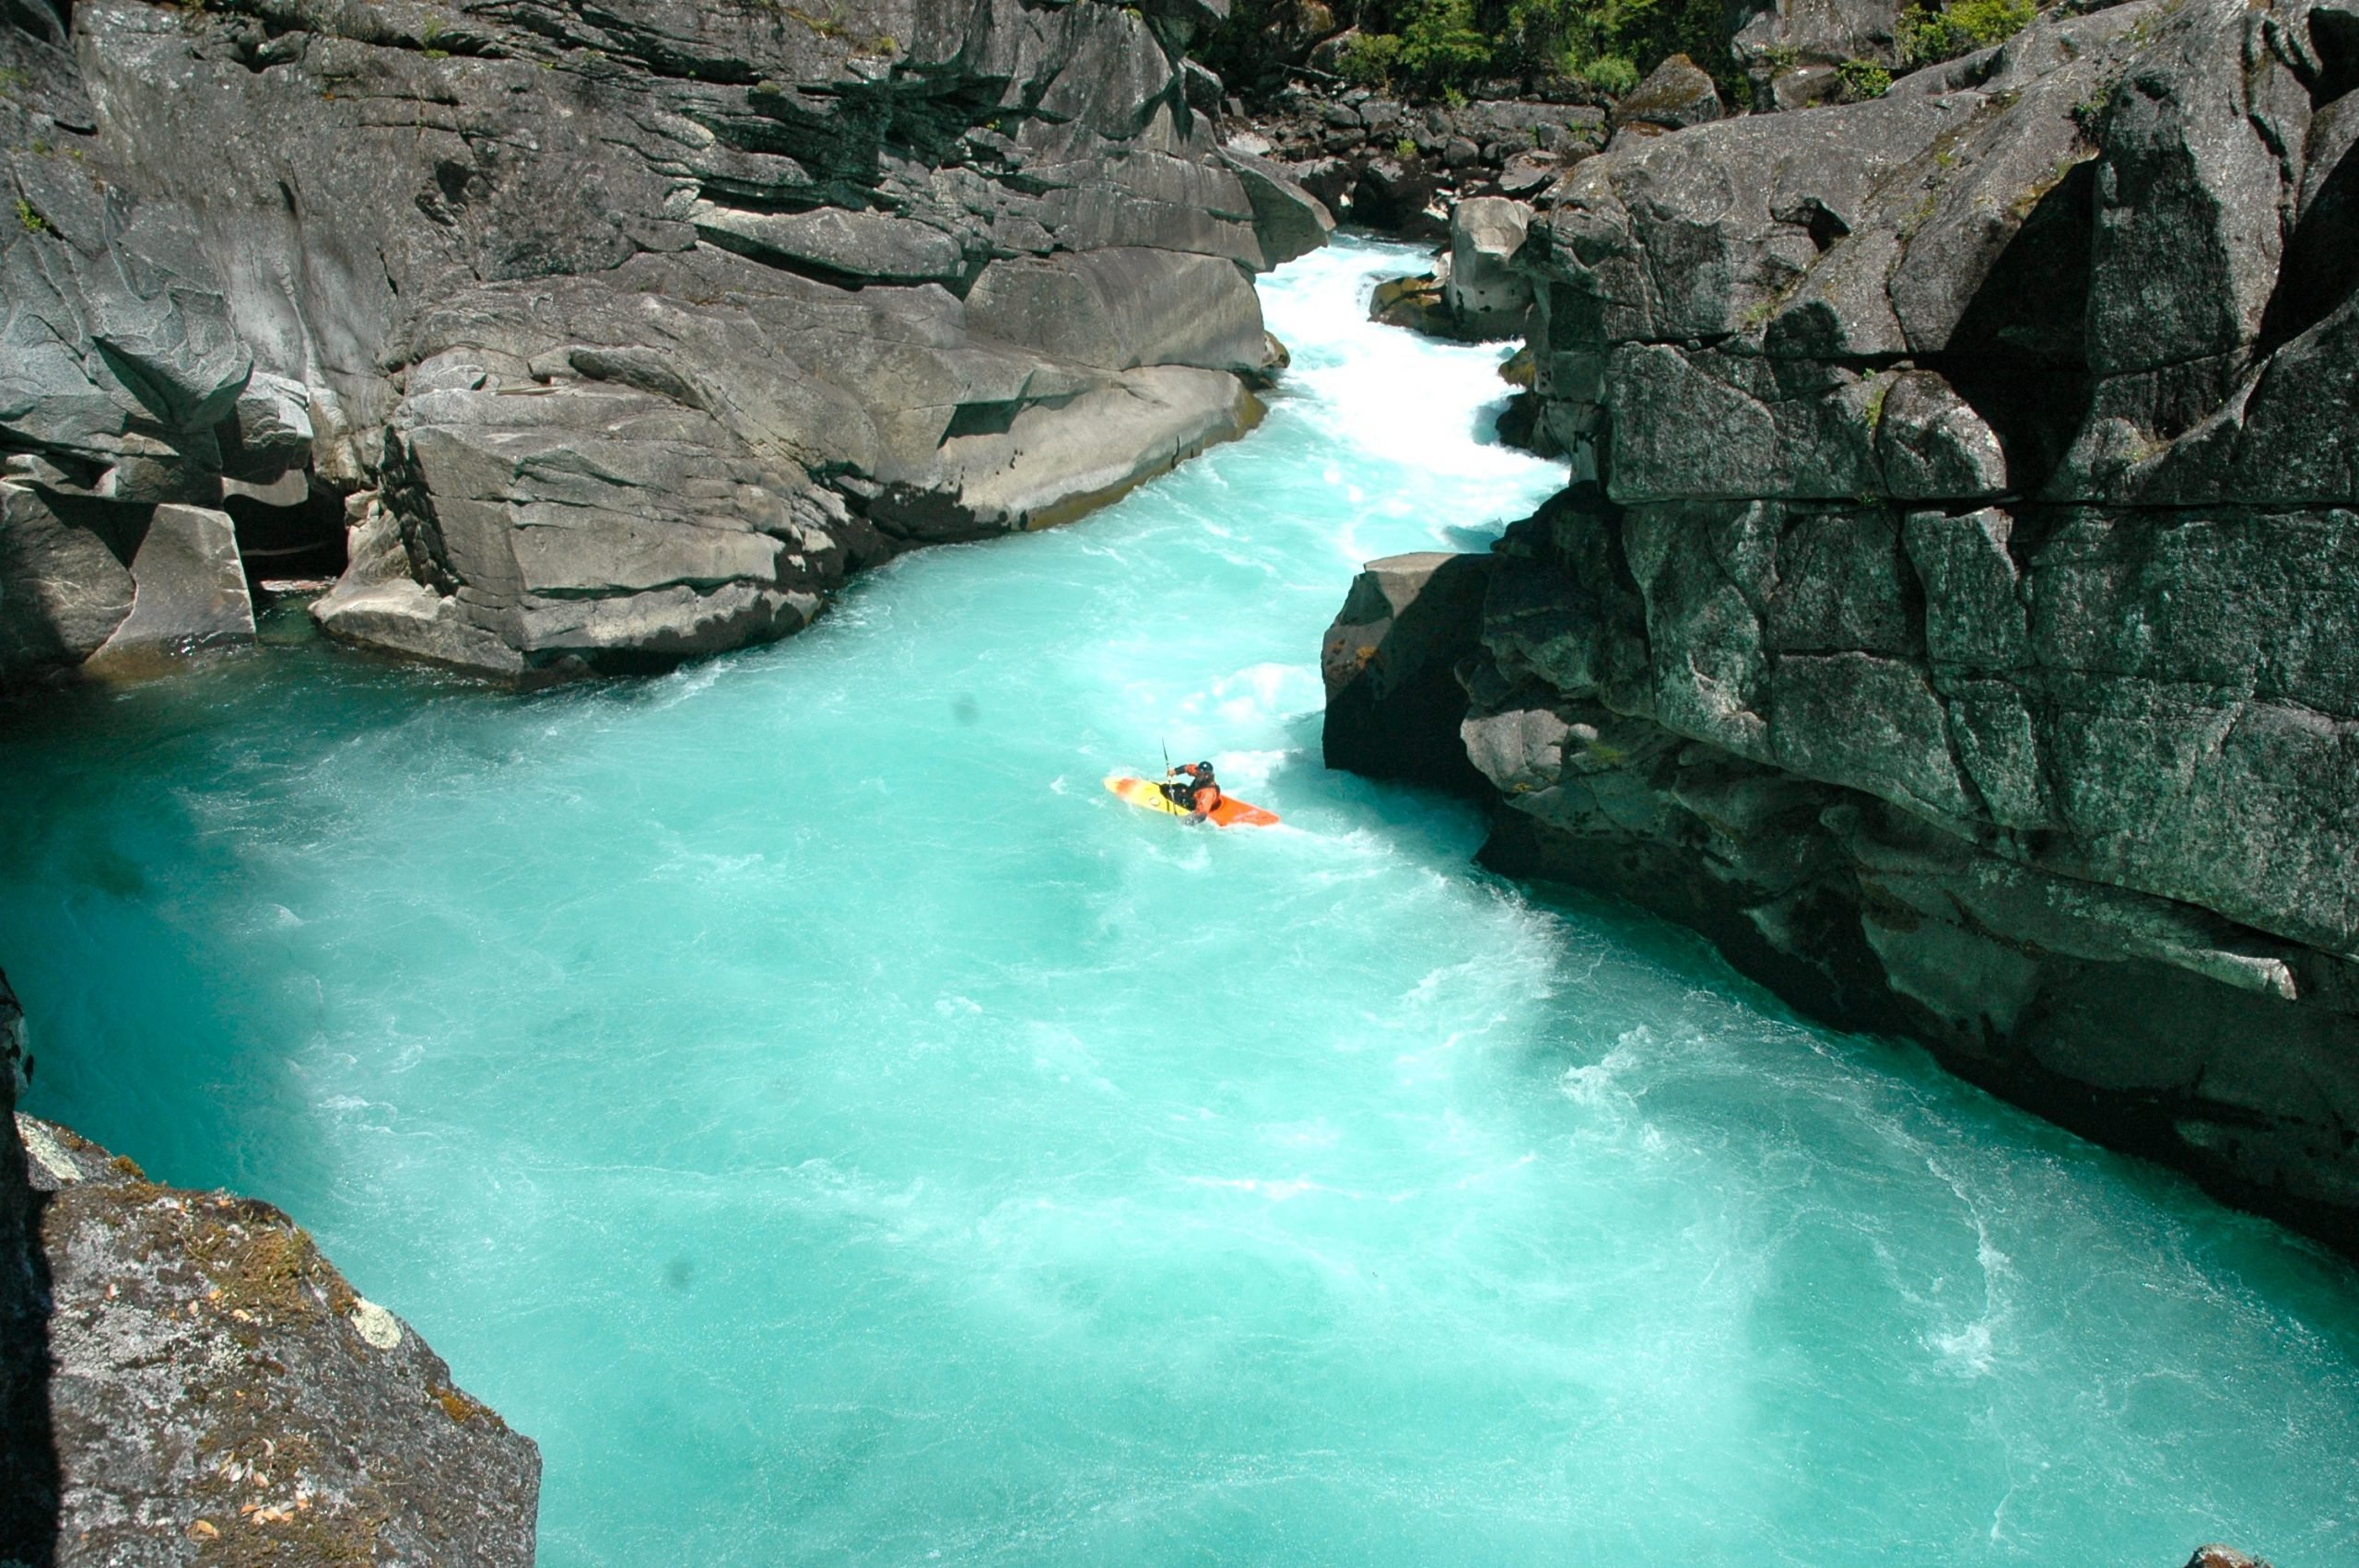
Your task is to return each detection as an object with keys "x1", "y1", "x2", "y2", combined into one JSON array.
[
  {"x1": 1325, "y1": 0, "x2": 2359, "y2": 1255},
  {"x1": 2, "y1": 0, "x2": 1311, "y2": 685},
  {"x1": 1365, "y1": 197, "x2": 1537, "y2": 345},
  {"x1": 1444, "y1": 197, "x2": 1536, "y2": 340},
  {"x1": 0, "y1": 969, "x2": 537, "y2": 1565},
  {"x1": 1320, "y1": 551, "x2": 1493, "y2": 791},
  {"x1": 1607, "y1": 54, "x2": 1726, "y2": 138}
]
